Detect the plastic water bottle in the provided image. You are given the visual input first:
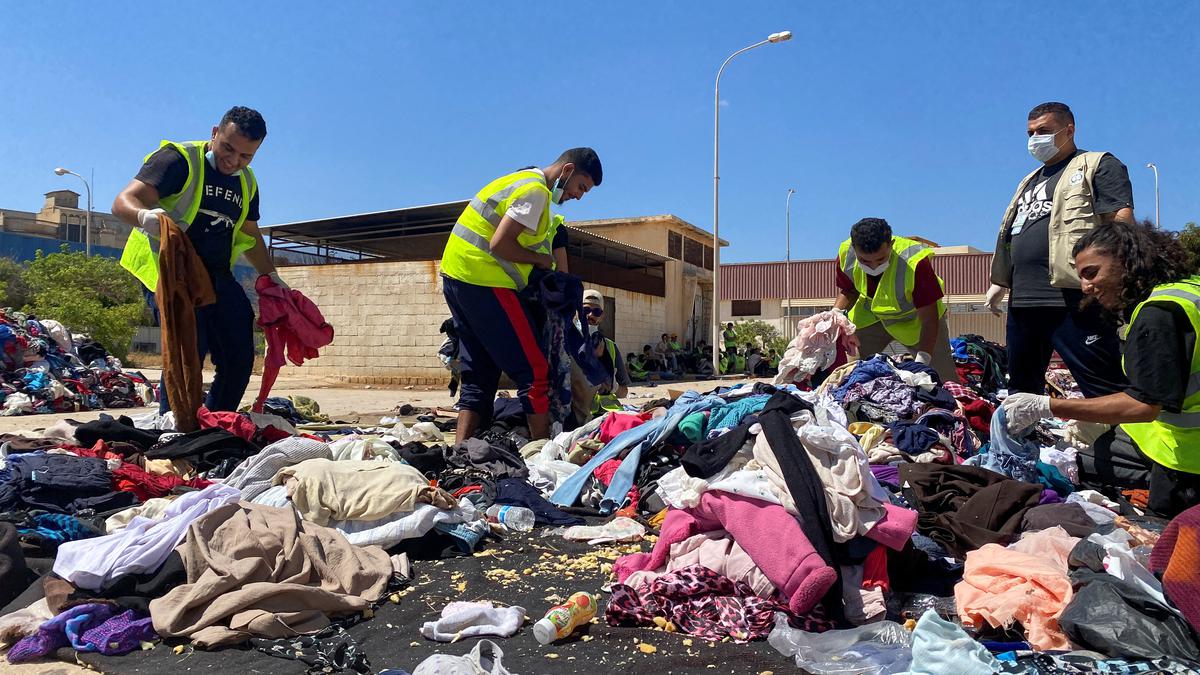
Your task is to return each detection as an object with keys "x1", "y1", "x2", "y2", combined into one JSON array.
[{"x1": 485, "y1": 505, "x2": 535, "y2": 532}]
